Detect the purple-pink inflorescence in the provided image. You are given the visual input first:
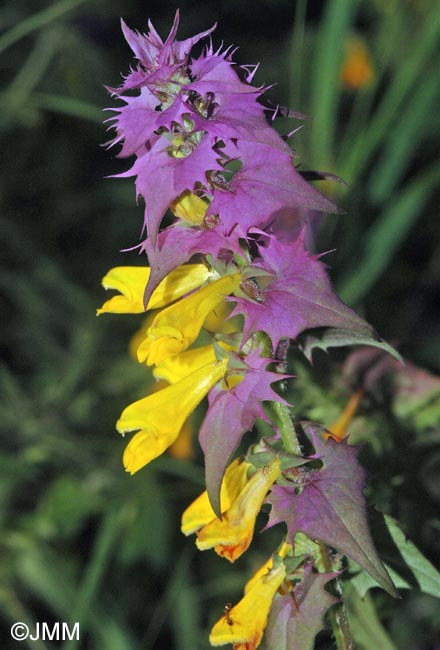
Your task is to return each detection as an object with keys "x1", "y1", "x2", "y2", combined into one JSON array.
[{"x1": 105, "y1": 9, "x2": 337, "y2": 250}]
